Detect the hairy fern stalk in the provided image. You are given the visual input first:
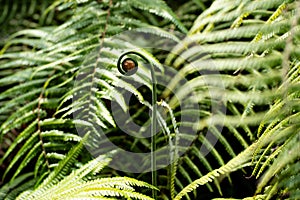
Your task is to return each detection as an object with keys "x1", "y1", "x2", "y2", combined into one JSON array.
[{"x1": 0, "y1": 0, "x2": 299, "y2": 199}]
